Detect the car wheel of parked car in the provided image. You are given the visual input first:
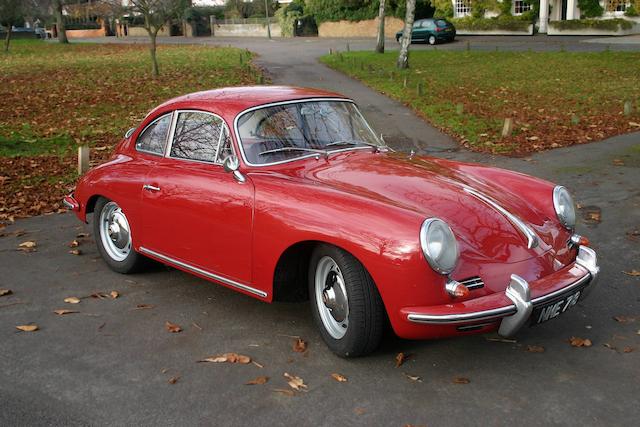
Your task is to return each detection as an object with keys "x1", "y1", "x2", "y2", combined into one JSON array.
[
  {"x1": 94, "y1": 197, "x2": 145, "y2": 274},
  {"x1": 428, "y1": 35, "x2": 437, "y2": 45},
  {"x1": 309, "y1": 244, "x2": 385, "y2": 357}
]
